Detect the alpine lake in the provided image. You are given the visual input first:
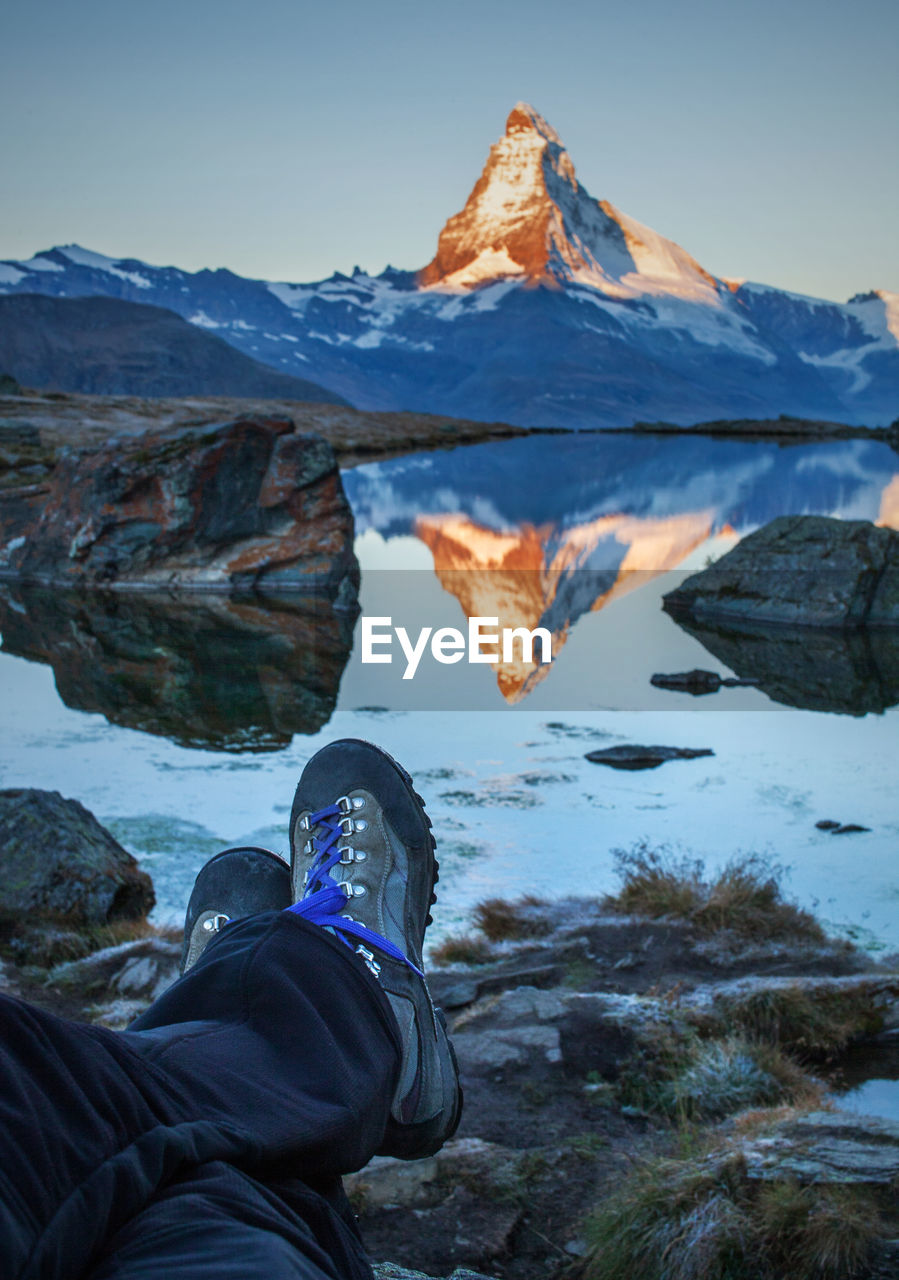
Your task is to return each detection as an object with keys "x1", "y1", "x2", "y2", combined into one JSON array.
[{"x1": 1, "y1": 431, "x2": 897, "y2": 957}]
